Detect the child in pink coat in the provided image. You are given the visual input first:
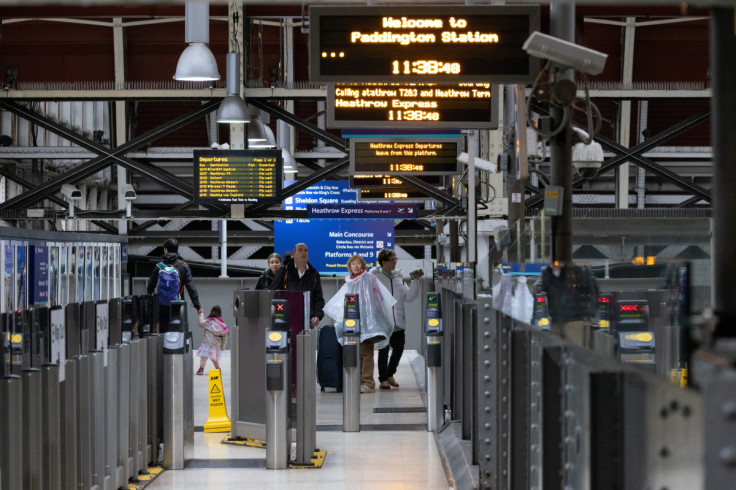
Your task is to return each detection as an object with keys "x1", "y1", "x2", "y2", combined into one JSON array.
[{"x1": 196, "y1": 305, "x2": 229, "y2": 375}]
